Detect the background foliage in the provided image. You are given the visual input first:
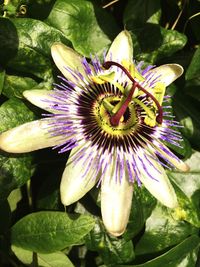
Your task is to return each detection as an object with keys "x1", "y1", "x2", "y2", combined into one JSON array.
[{"x1": 0, "y1": 0, "x2": 200, "y2": 266}]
